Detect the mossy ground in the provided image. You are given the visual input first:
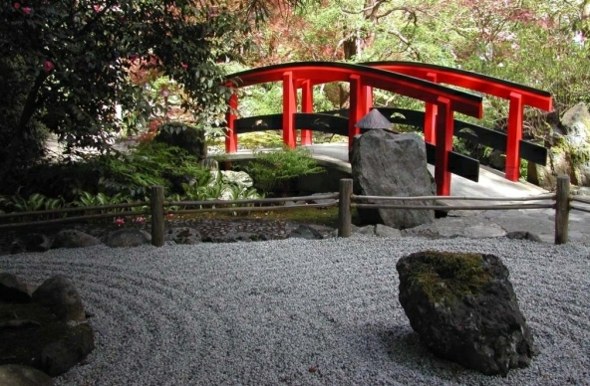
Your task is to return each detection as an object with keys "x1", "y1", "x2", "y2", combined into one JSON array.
[{"x1": 173, "y1": 206, "x2": 361, "y2": 228}]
